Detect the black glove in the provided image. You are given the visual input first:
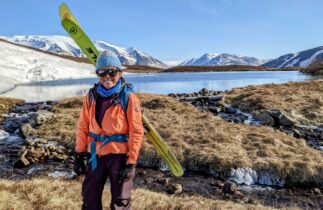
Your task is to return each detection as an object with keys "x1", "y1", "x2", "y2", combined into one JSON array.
[
  {"x1": 119, "y1": 164, "x2": 135, "y2": 182},
  {"x1": 74, "y1": 152, "x2": 89, "y2": 176}
]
